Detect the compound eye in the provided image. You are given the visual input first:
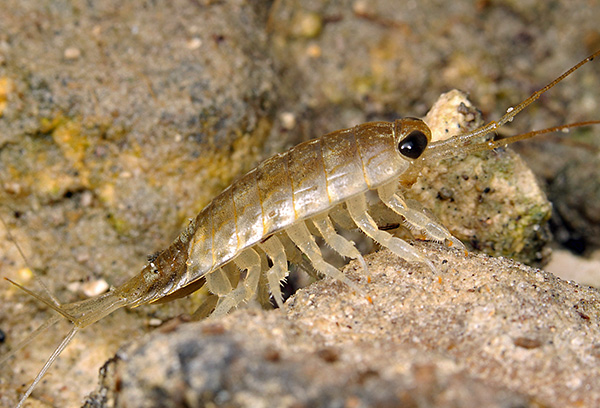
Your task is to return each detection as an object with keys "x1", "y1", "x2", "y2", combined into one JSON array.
[{"x1": 398, "y1": 130, "x2": 428, "y2": 159}]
